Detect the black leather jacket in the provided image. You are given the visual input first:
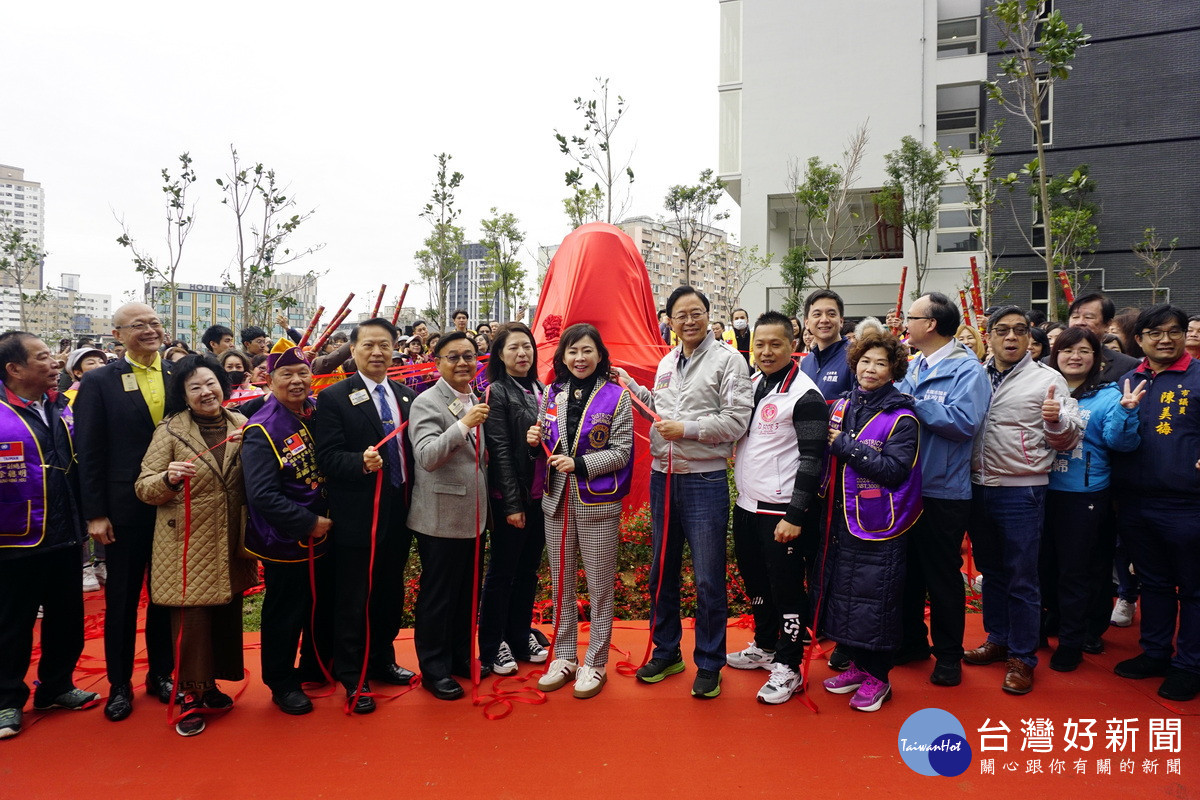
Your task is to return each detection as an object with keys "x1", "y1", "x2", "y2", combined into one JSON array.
[{"x1": 483, "y1": 373, "x2": 544, "y2": 516}]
